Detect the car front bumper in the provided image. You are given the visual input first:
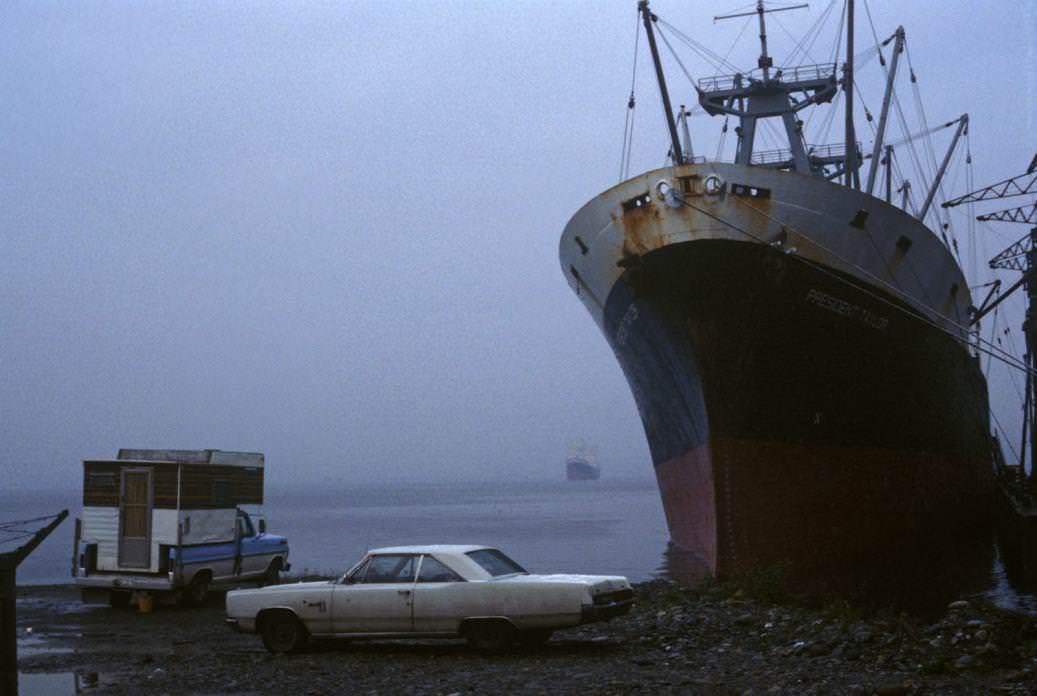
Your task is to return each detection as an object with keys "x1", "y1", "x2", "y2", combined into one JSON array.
[{"x1": 225, "y1": 617, "x2": 256, "y2": 633}]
